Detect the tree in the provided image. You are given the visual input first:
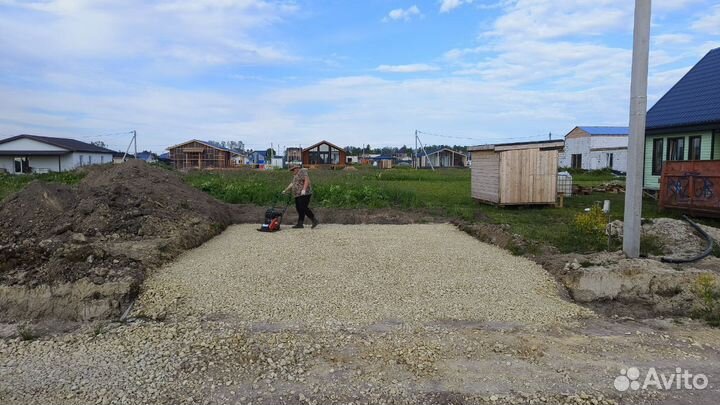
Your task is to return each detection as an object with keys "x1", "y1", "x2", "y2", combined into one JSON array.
[
  {"x1": 266, "y1": 148, "x2": 276, "y2": 158},
  {"x1": 90, "y1": 141, "x2": 107, "y2": 149}
]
